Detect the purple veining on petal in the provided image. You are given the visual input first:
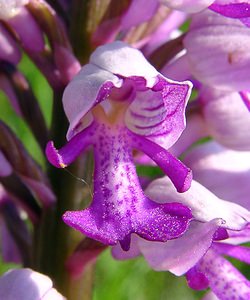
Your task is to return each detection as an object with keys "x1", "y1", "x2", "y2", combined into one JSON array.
[
  {"x1": 63, "y1": 42, "x2": 192, "y2": 144},
  {"x1": 129, "y1": 131, "x2": 192, "y2": 192},
  {"x1": 46, "y1": 122, "x2": 95, "y2": 168},
  {"x1": 63, "y1": 123, "x2": 192, "y2": 249},
  {"x1": 126, "y1": 75, "x2": 192, "y2": 150},
  {"x1": 209, "y1": 3, "x2": 250, "y2": 18}
]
